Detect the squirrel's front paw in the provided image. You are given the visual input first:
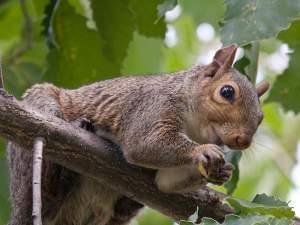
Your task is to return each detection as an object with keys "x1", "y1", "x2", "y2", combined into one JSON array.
[
  {"x1": 79, "y1": 118, "x2": 96, "y2": 132},
  {"x1": 207, "y1": 162, "x2": 233, "y2": 185},
  {"x1": 193, "y1": 144, "x2": 232, "y2": 185}
]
